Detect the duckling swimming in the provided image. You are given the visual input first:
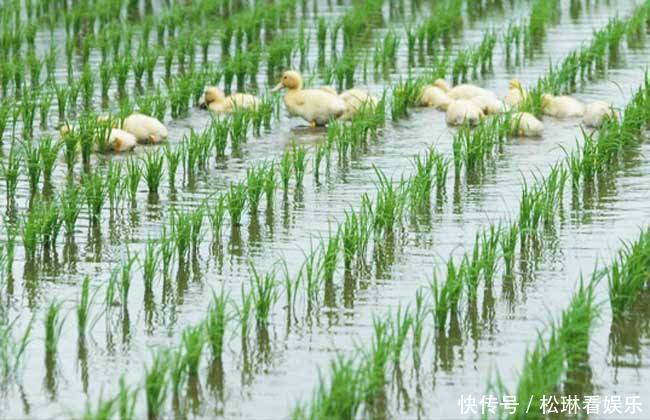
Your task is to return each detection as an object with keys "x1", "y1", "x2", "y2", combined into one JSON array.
[
  {"x1": 504, "y1": 79, "x2": 528, "y2": 107},
  {"x1": 435, "y1": 79, "x2": 497, "y2": 101},
  {"x1": 200, "y1": 86, "x2": 260, "y2": 114},
  {"x1": 582, "y1": 101, "x2": 616, "y2": 128},
  {"x1": 471, "y1": 95, "x2": 508, "y2": 115},
  {"x1": 122, "y1": 113, "x2": 168, "y2": 144},
  {"x1": 445, "y1": 100, "x2": 485, "y2": 126},
  {"x1": 271, "y1": 70, "x2": 345, "y2": 127},
  {"x1": 339, "y1": 89, "x2": 379, "y2": 120},
  {"x1": 509, "y1": 112, "x2": 544, "y2": 137},
  {"x1": 418, "y1": 85, "x2": 452, "y2": 110},
  {"x1": 541, "y1": 94, "x2": 585, "y2": 118},
  {"x1": 59, "y1": 123, "x2": 137, "y2": 153}
]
